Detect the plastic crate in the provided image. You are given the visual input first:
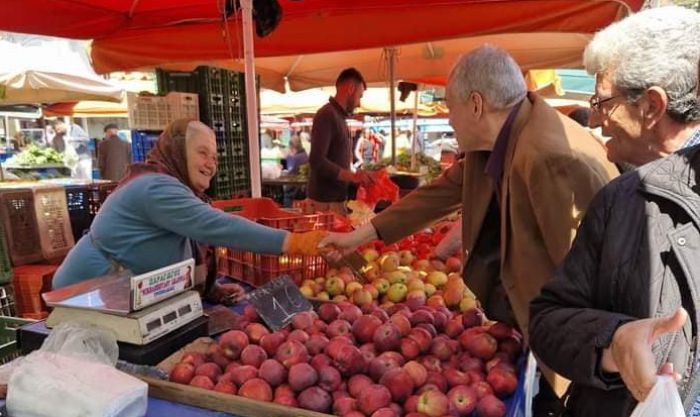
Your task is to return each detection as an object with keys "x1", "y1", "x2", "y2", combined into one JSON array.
[
  {"x1": 65, "y1": 181, "x2": 118, "y2": 238},
  {"x1": 166, "y1": 92, "x2": 199, "y2": 121},
  {"x1": 0, "y1": 188, "x2": 43, "y2": 266},
  {"x1": 32, "y1": 186, "x2": 75, "y2": 261},
  {"x1": 213, "y1": 198, "x2": 332, "y2": 286},
  {"x1": 0, "y1": 316, "x2": 34, "y2": 364},
  {"x1": 127, "y1": 93, "x2": 170, "y2": 130},
  {"x1": 0, "y1": 285, "x2": 16, "y2": 317},
  {"x1": 131, "y1": 130, "x2": 160, "y2": 162},
  {"x1": 12, "y1": 264, "x2": 57, "y2": 319}
]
